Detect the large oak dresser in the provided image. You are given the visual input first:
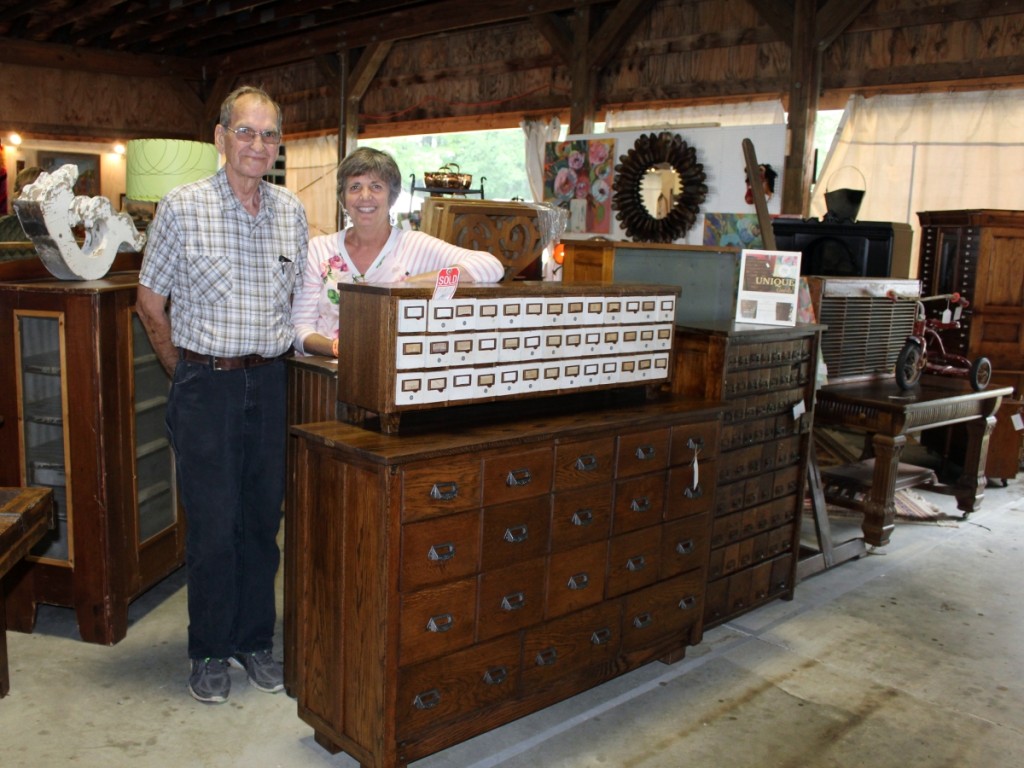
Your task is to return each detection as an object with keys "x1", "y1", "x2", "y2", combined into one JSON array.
[{"x1": 288, "y1": 392, "x2": 721, "y2": 768}]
